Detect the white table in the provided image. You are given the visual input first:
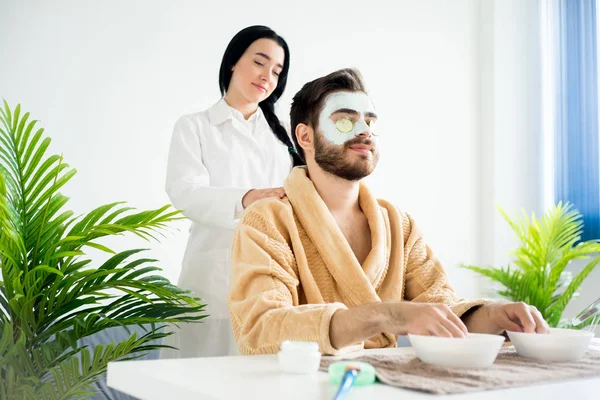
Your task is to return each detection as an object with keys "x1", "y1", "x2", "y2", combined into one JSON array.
[{"x1": 108, "y1": 344, "x2": 600, "y2": 399}]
